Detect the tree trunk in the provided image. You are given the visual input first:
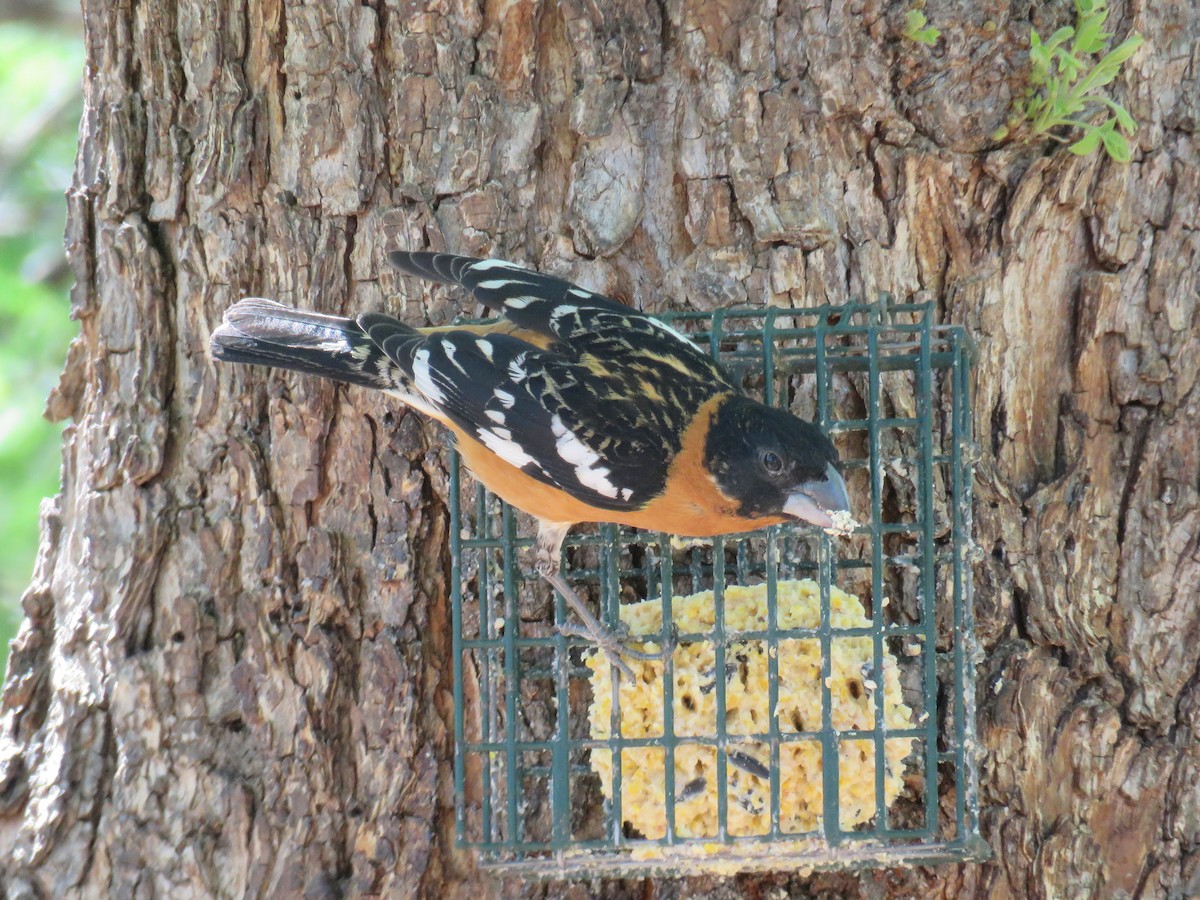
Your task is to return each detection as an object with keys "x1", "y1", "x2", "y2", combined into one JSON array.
[{"x1": 2, "y1": 0, "x2": 1197, "y2": 896}]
